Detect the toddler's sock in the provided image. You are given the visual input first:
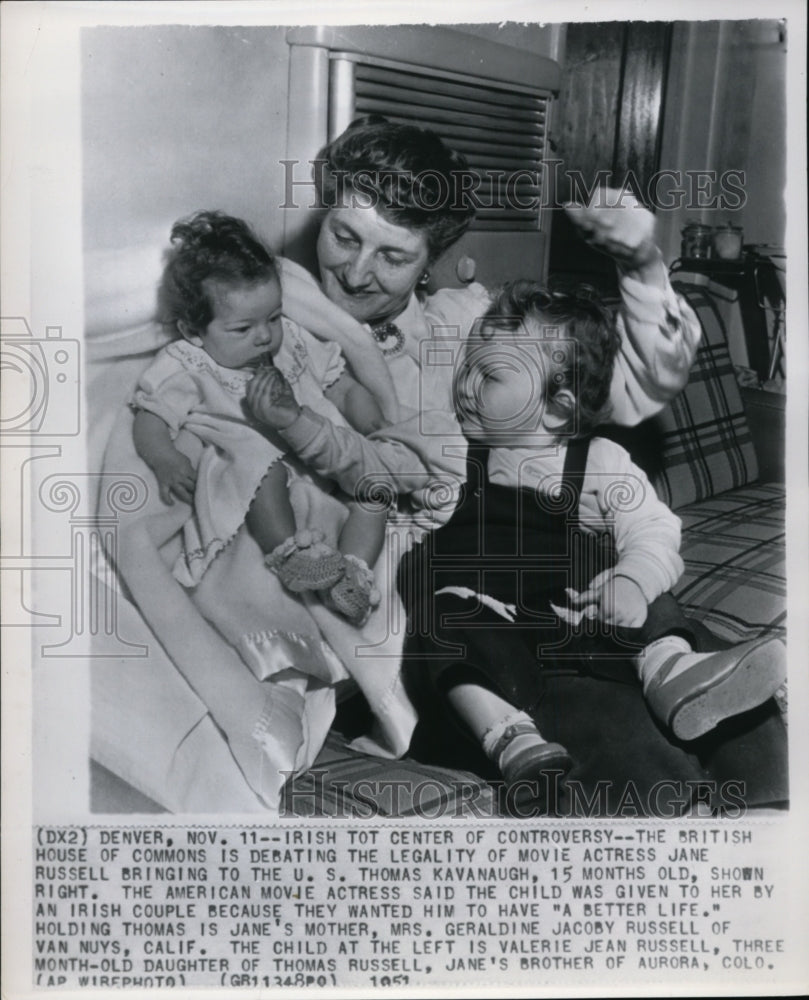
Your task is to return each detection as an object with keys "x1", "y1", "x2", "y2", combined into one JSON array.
[
  {"x1": 482, "y1": 710, "x2": 572, "y2": 784},
  {"x1": 636, "y1": 635, "x2": 693, "y2": 690},
  {"x1": 636, "y1": 635, "x2": 786, "y2": 741}
]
